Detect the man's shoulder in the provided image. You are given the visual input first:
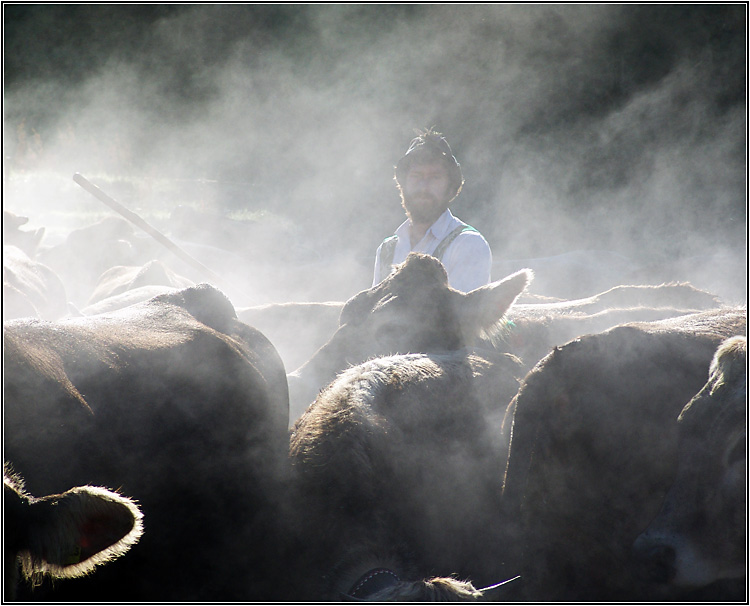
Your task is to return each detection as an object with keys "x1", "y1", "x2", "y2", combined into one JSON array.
[
  {"x1": 447, "y1": 223, "x2": 492, "y2": 258},
  {"x1": 377, "y1": 220, "x2": 409, "y2": 249},
  {"x1": 448, "y1": 218, "x2": 488, "y2": 244},
  {"x1": 377, "y1": 234, "x2": 400, "y2": 267},
  {"x1": 439, "y1": 211, "x2": 487, "y2": 238},
  {"x1": 434, "y1": 222, "x2": 488, "y2": 260}
]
